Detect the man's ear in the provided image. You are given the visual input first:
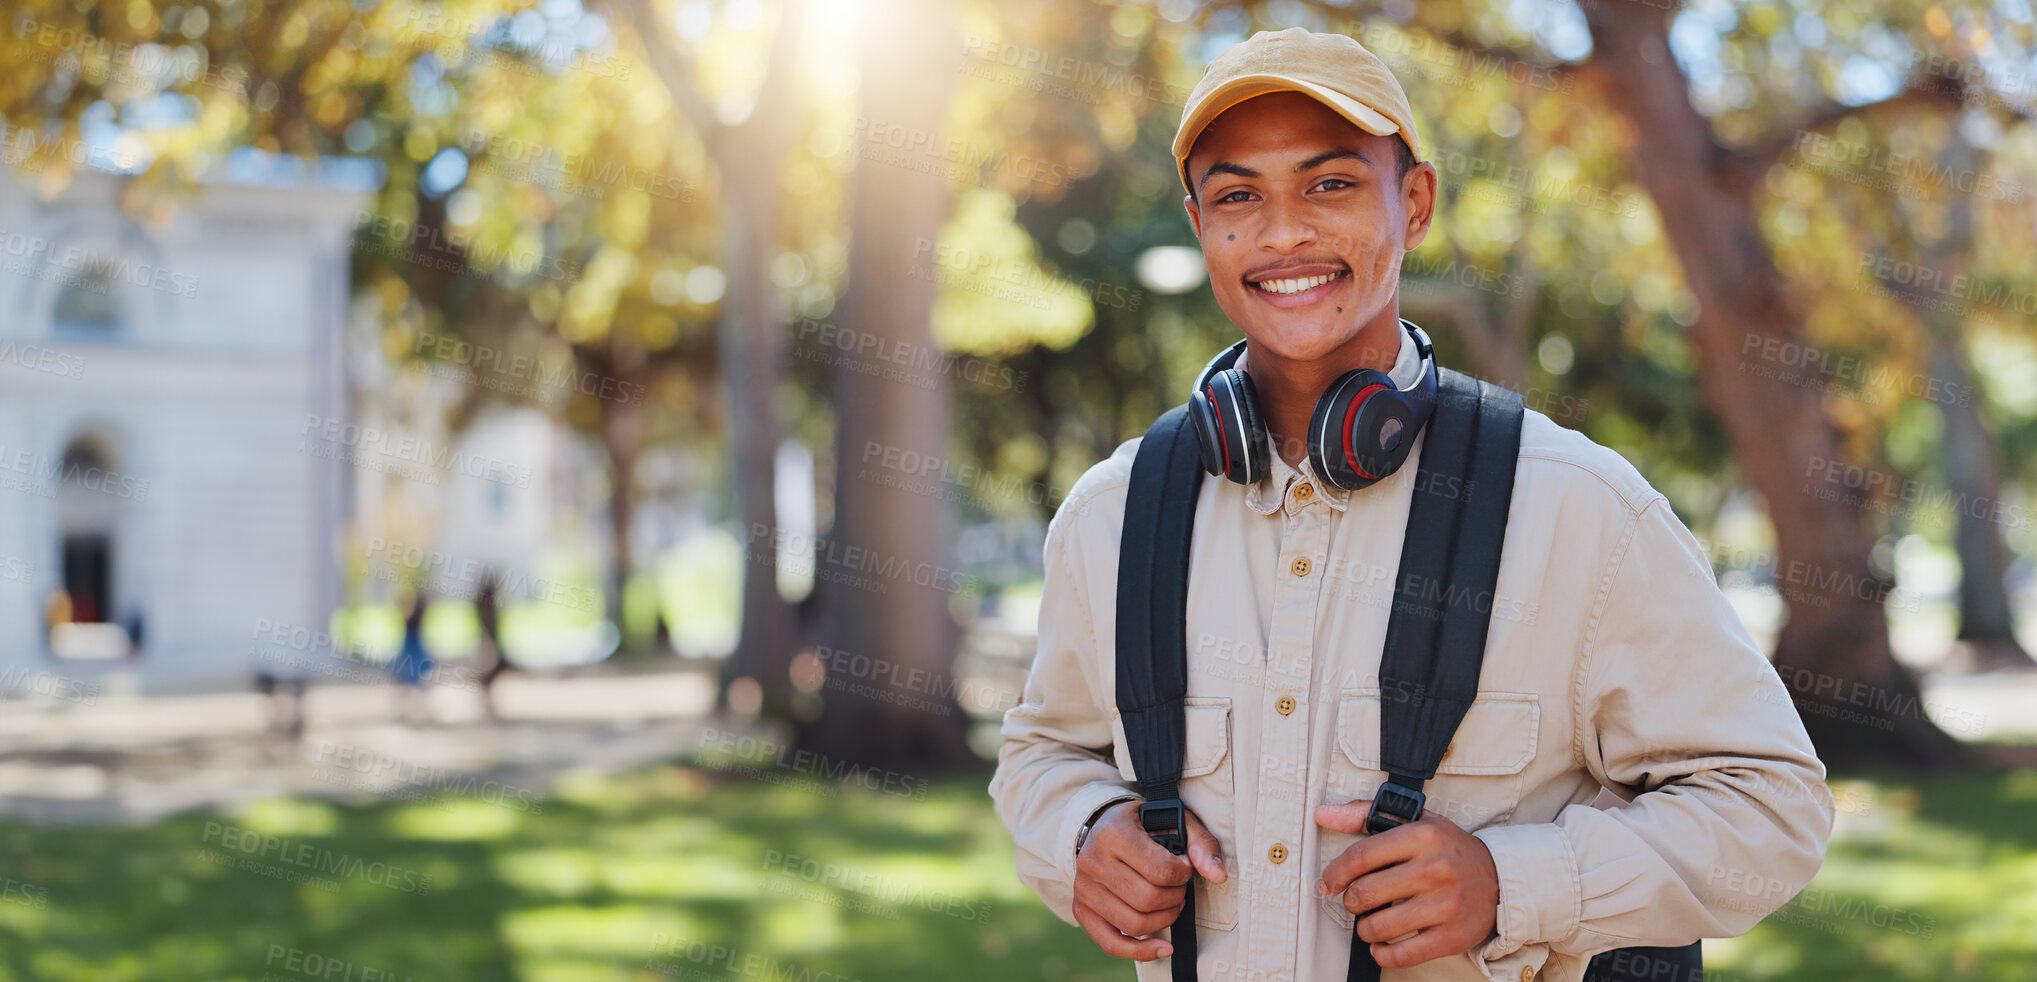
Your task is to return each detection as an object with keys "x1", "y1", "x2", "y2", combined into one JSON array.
[
  {"x1": 1183, "y1": 192, "x2": 1203, "y2": 239},
  {"x1": 1401, "y1": 161, "x2": 1438, "y2": 252}
]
